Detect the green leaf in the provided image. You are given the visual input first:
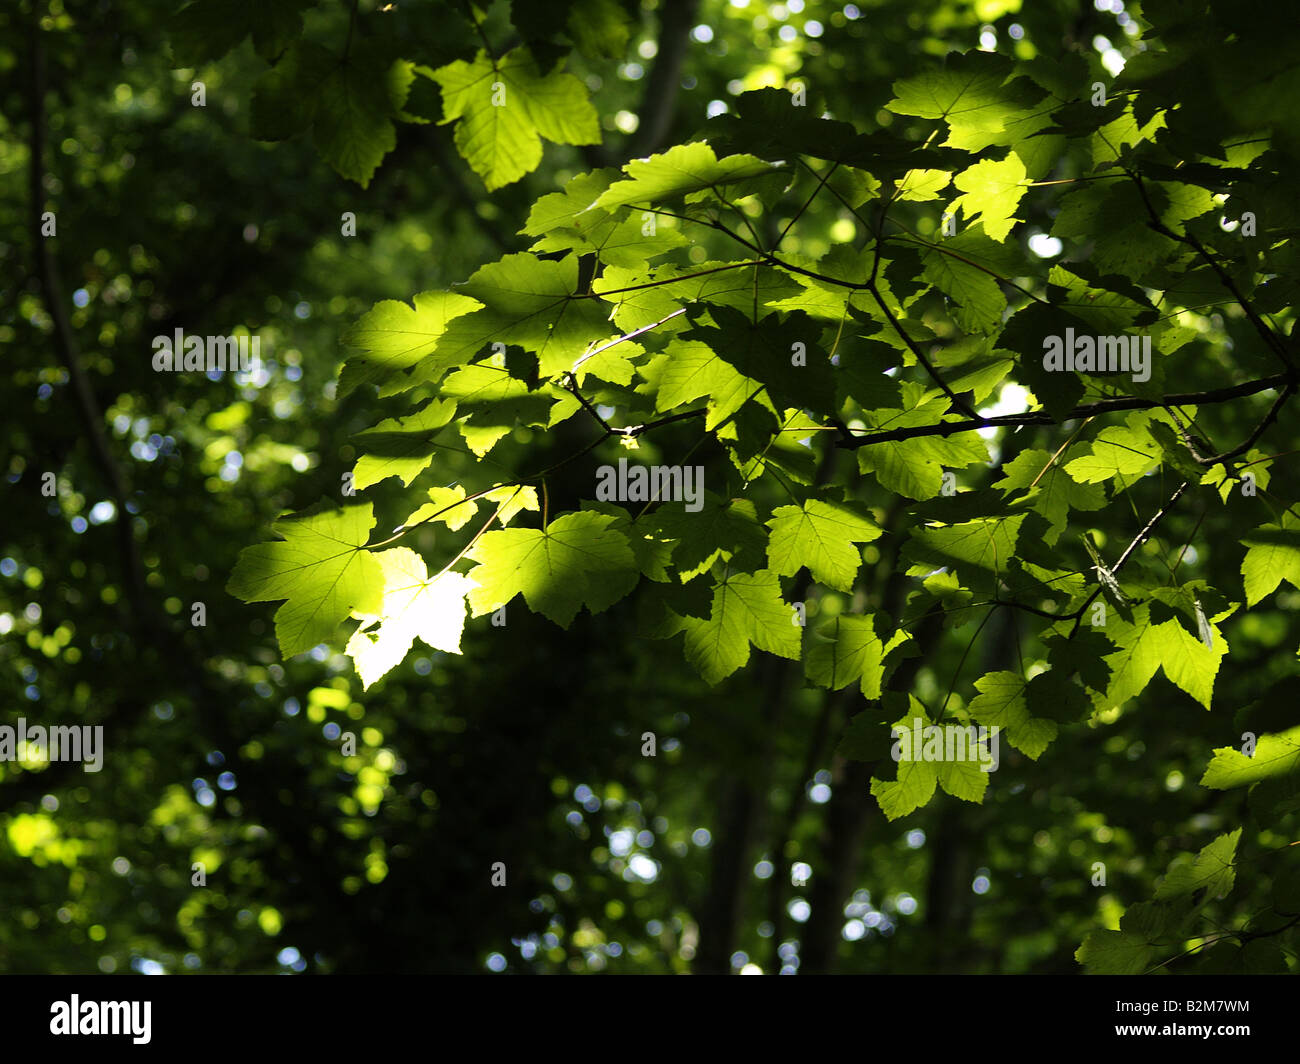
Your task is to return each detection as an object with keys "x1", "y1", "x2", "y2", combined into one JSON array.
[
  {"x1": 996, "y1": 302, "x2": 1087, "y2": 422},
  {"x1": 1209, "y1": 940, "x2": 1291, "y2": 975},
  {"x1": 995, "y1": 447, "x2": 1106, "y2": 544},
  {"x1": 649, "y1": 494, "x2": 768, "y2": 582},
  {"x1": 482, "y1": 485, "x2": 540, "y2": 526},
  {"x1": 352, "y1": 399, "x2": 458, "y2": 490},
  {"x1": 1155, "y1": 829, "x2": 1242, "y2": 901},
  {"x1": 870, "y1": 698, "x2": 990, "y2": 819},
  {"x1": 1051, "y1": 179, "x2": 1177, "y2": 281},
  {"x1": 1075, "y1": 930, "x2": 1153, "y2": 975},
  {"x1": 707, "y1": 88, "x2": 950, "y2": 170},
  {"x1": 566, "y1": 0, "x2": 632, "y2": 60},
  {"x1": 894, "y1": 168, "x2": 952, "y2": 201},
  {"x1": 920, "y1": 569, "x2": 975, "y2": 619},
  {"x1": 227, "y1": 502, "x2": 384, "y2": 658},
  {"x1": 857, "y1": 385, "x2": 991, "y2": 500},
  {"x1": 920, "y1": 245, "x2": 1006, "y2": 334},
  {"x1": 766, "y1": 246, "x2": 872, "y2": 319},
  {"x1": 765, "y1": 499, "x2": 882, "y2": 591},
  {"x1": 826, "y1": 166, "x2": 882, "y2": 209},
  {"x1": 430, "y1": 253, "x2": 612, "y2": 380},
  {"x1": 582, "y1": 500, "x2": 675, "y2": 581},
  {"x1": 525, "y1": 169, "x2": 691, "y2": 267},
  {"x1": 571, "y1": 337, "x2": 641, "y2": 387},
  {"x1": 597, "y1": 261, "x2": 799, "y2": 332},
  {"x1": 251, "y1": 41, "x2": 412, "y2": 186},
  {"x1": 401, "y1": 484, "x2": 481, "y2": 533},
  {"x1": 935, "y1": 754, "x2": 991, "y2": 805},
  {"x1": 837, "y1": 710, "x2": 894, "y2": 761},
  {"x1": 1025, "y1": 666, "x2": 1093, "y2": 723},
  {"x1": 1201, "y1": 726, "x2": 1300, "y2": 789},
  {"x1": 170, "y1": 0, "x2": 315, "y2": 64},
  {"x1": 871, "y1": 757, "x2": 938, "y2": 821},
  {"x1": 532, "y1": 207, "x2": 688, "y2": 268},
  {"x1": 465, "y1": 511, "x2": 637, "y2": 626},
  {"x1": 887, "y1": 51, "x2": 1037, "y2": 141},
  {"x1": 1241, "y1": 514, "x2": 1300, "y2": 606},
  {"x1": 1094, "y1": 604, "x2": 1227, "y2": 712},
  {"x1": 431, "y1": 48, "x2": 600, "y2": 190},
  {"x1": 315, "y1": 55, "x2": 413, "y2": 188},
  {"x1": 438, "y1": 364, "x2": 555, "y2": 456},
  {"x1": 1148, "y1": 616, "x2": 1226, "y2": 709},
  {"x1": 522, "y1": 169, "x2": 618, "y2": 234},
  {"x1": 346, "y1": 549, "x2": 474, "y2": 689},
  {"x1": 593, "y1": 142, "x2": 782, "y2": 210},
  {"x1": 342, "y1": 291, "x2": 482, "y2": 383},
  {"x1": 680, "y1": 306, "x2": 836, "y2": 417},
  {"x1": 966, "y1": 671, "x2": 1058, "y2": 759},
  {"x1": 805, "y1": 614, "x2": 907, "y2": 699},
  {"x1": 858, "y1": 440, "x2": 943, "y2": 499},
  {"x1": 951, "y1": 153, "x2": 1027, "y2": 242},
  {"x1": 1064, "y1": 423, "x2": 1160, "y2": 486},
  {"x1": 681, "y1": 570, "x2": 800, "y2": 685},
  {"x1": 946, "y1": 103, "x2": 1061, "y2": 180},
  {"x1": 1119, "y1": 897, "x2": 1191, "y2": 944},
  {"x1": 1048, "y1": 264, "x2": 1158, "y2": 335},
  {"x1": 902, "y1": 513, "x2": 1027, "y2": 594},
  {"x1": 651, "y1": 340, "x2": 765, "y2": 430}
]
